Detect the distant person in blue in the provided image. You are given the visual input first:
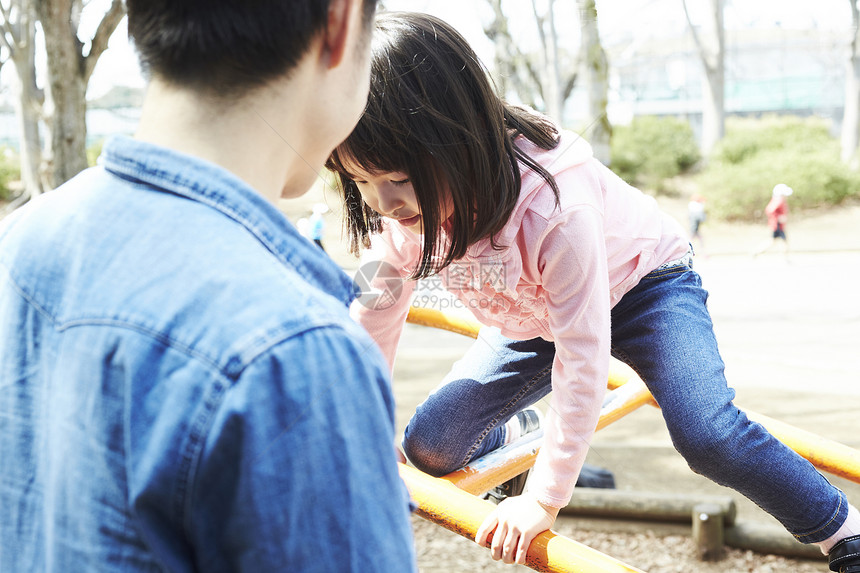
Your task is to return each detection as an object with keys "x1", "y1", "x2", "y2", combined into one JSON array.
[
  {"x1": 309, "y1": 202, "x2": 329, "y2": 251},
  {"x1": 687, "y1": 193, "x2": 707, "y2": 255},
  {"x1": 0, "y1": 1, "x2": 417, "y2": 572}
]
